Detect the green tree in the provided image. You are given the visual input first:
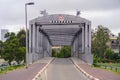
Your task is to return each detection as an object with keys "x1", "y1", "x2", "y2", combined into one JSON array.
[
  {"x1": 92, "y1": 25, "x2": 110, "y2": 59},
  {"x1": 2, "y1": 32, "x2": 19, "y2": 64},
  {"x1": 105, "y1": 48, "x2": 114, "y2": 60},
  {"x1": 17, "y1": 29, "x2": 26, "y2": 47},
  {"x1": 52, "y1": 49, "x2": 57, "y2": 57},
  {"x1": 58, "y1": 46, "x2": 71, "y2": 58},
  {"x1": 0, "y1": 40, "x2": 3, "y2": 58},
  {"x1": 5, "y1": 32, "x2": 16, "y2": 41},
  {"x1": 1, "y1": 31, "x2": 26, "y2": 65},
  {"x1": 15, "y1": 47, "x2": 25, "y2": 64}
]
